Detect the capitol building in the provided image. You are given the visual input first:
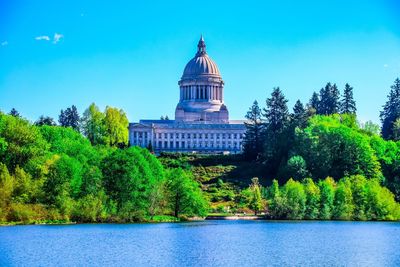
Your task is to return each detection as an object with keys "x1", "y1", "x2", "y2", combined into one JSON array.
[{"x1": 129, "y1": 36, "x2": 246, "y2": 154}]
